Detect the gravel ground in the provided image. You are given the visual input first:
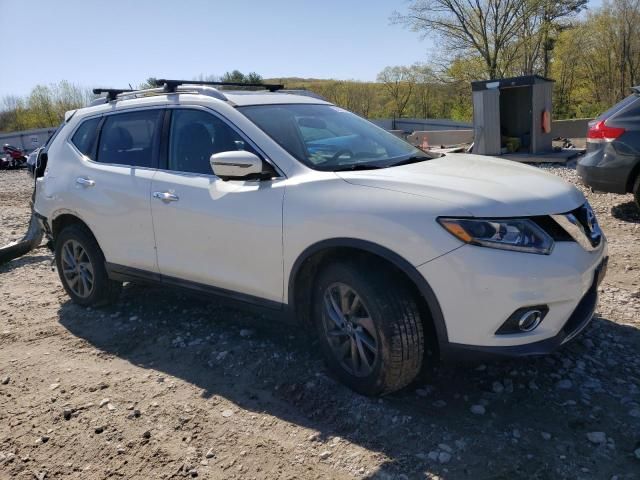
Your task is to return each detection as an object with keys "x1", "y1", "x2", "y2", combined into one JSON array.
[{"x1": 0, "y1": 165, "x2": 639, "y2": 480}]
